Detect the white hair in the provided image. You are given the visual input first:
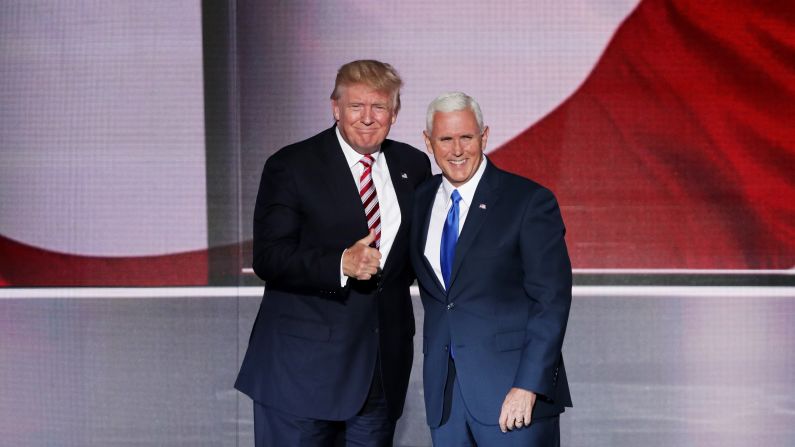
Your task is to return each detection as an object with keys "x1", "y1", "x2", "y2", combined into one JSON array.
[{"x1": 425, "y1": 91, "x2": 484, "y2": 134}]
